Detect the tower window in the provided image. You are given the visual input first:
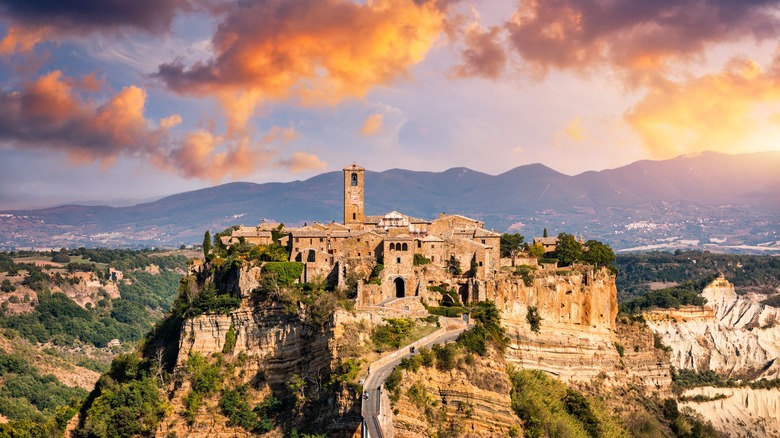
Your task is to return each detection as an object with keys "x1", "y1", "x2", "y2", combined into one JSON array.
[
  {"x1": 401, "y1": 243, "x2": 408, "y2": 251},
  {"x1": 396, "y1": 257, "x2": 401, "y2": 264},
  {"x1": 353, "y1": 212, "x2": 356, "y2": 220},
  {"x1": 351, "y1": 172, "x2": 358, "y2": 186},
  {"x1": 390, "y1": 243, "x2": 395, "y2": 251}
]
